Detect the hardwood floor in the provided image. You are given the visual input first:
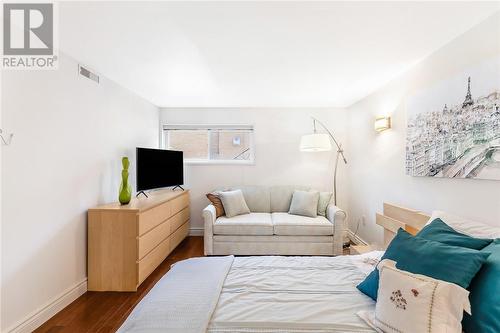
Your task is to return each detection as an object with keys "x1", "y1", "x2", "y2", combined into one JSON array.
[{"x1": 34, "y1": 236, "x2": 204, "y2": 333}]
